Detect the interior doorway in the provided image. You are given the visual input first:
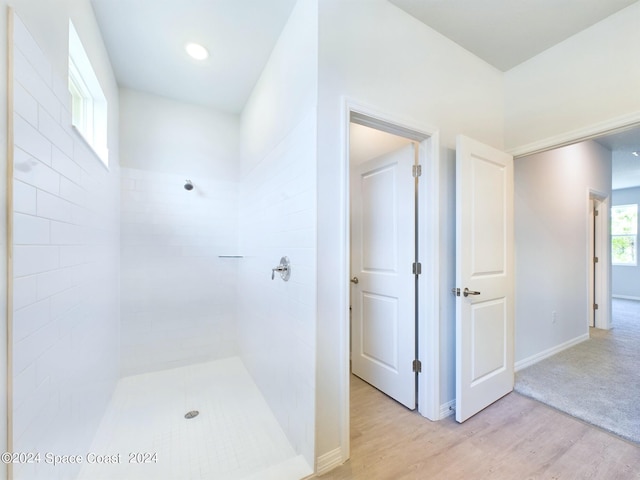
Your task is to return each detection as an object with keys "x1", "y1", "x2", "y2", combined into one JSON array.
[
  {"x1": 340, "y1": 102, "x2": 441, "y2": 463},
  {"x1": 349, "y1": 125, "x2": 417, "y2": 409}
]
